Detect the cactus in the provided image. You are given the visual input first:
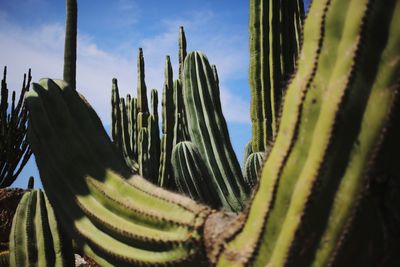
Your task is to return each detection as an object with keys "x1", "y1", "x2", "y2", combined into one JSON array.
[
  {"x1": 63, "y1": 0, "x2": 77, "y2": 90},
  {"x1": 183, "y1": 52, "x2": 250, "y2": 212},
  {"x1": 26, "y1": 79, "x2": 211, "y2": 266},
  {"x1": 249, "y1": 0, "x2": 304, "y2": 152},
  {"x1": 158, "y1": 56, "x2": 175, "y2": 188},
  {"x1": 243, "y1": 152, "x2": 264, "y2": 189},
  {"x1": 0, "y1": 67, "x2": 32, "y2": 188},
  {"x1": 216, "y1": 0, "x2": 400, "y2": 266},
  {"x1": 9, "y1": 189, "x2": 74, "y2": 266},
  {"x1": 24, "y1": 0, "x2": 400, "y2": 266},
  {"x1": 171, "y1": 141, "x2": 221, "y2": 208},
  {"x1": 27, "y1": 176, "x2": 34, "y2": 189}
]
